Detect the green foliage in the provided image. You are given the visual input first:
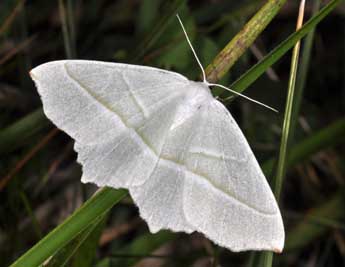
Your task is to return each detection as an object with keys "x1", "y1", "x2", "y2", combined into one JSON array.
[
  {"x1": 45, "y1": 214, "x2": 106, "y2": 267},
  {"x1": 96, "y1": 231, "x2": 175, "y2": 267},
  {"x1": 10, "y1": 188, "x2": 127, "y2": 267}
]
